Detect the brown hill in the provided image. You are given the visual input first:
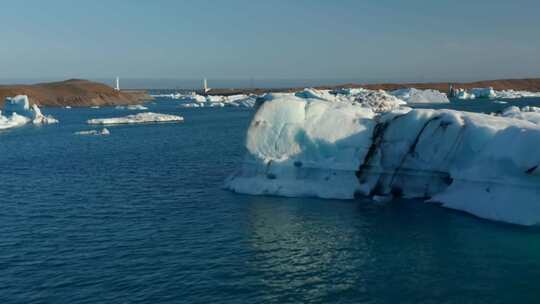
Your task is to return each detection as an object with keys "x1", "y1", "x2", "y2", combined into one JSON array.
[{"x1": 0, "y1": 79, "x2": 151, "y2": 108}]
